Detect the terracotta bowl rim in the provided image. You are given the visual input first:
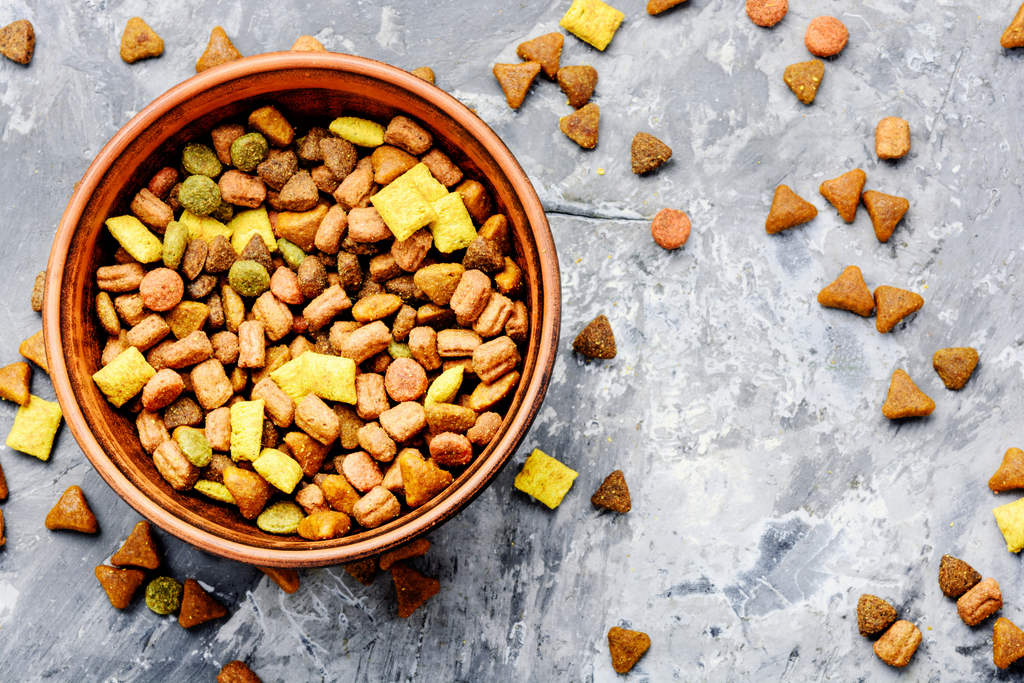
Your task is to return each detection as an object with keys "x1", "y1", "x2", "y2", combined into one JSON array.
[{"x1": 43, "y1": 52, "x2": 561, "y2": 567}]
